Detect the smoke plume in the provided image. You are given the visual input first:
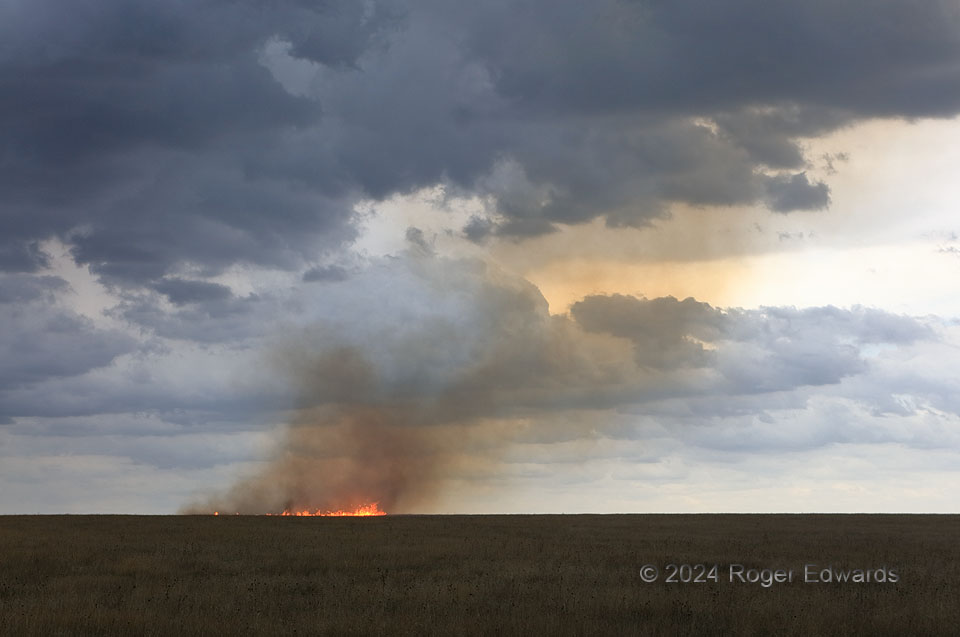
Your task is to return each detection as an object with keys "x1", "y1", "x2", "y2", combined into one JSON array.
[
  {"x1": 182, "y1": 251, "x2": 628, "y2": 513},
  {"x1": 182, "y1": 245, "x2": 930, "y2": 514}
]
